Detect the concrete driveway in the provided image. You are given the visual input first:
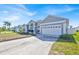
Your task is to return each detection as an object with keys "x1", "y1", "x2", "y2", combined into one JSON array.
[{"x1": 0, "y1": 36, "x2": 57, "y2": 55}]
